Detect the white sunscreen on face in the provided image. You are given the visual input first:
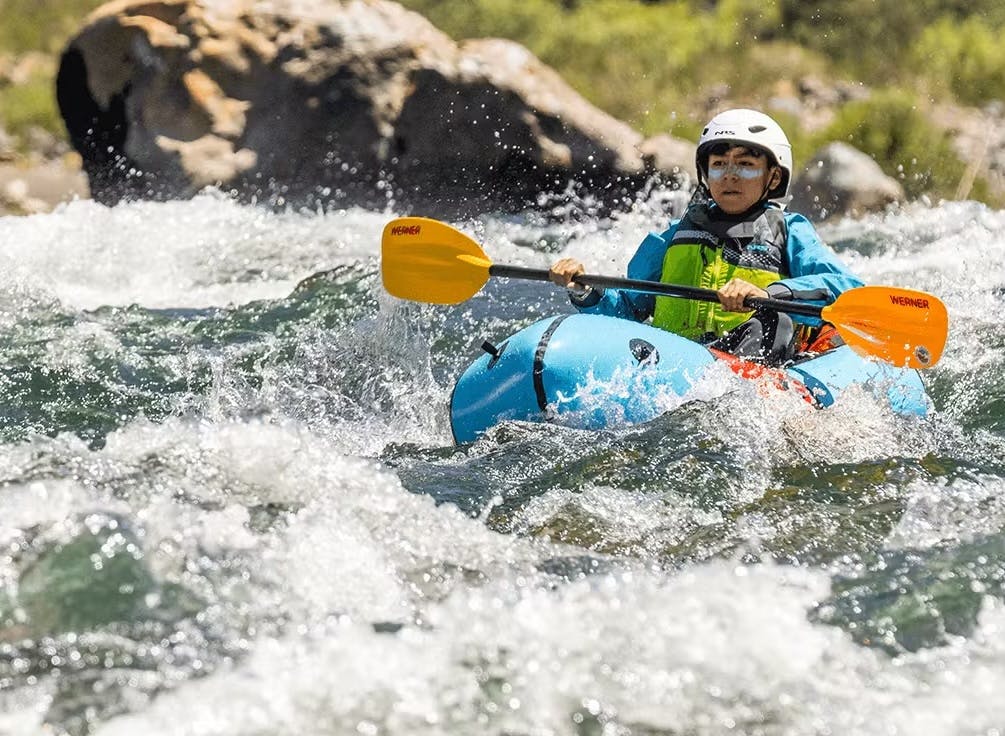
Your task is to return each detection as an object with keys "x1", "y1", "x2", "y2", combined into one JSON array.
[{"x1": 708, "y1": 163, "x2": 765, "y2": 180}]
